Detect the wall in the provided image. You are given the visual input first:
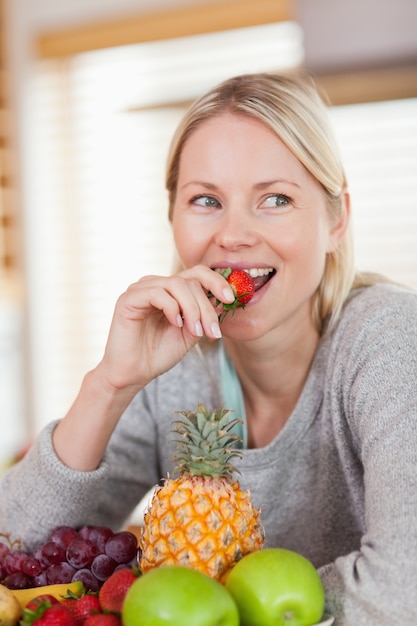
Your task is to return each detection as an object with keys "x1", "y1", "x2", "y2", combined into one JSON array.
[{"x1": 297, "y1": 0, "x2": 417, "y2": 73}]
